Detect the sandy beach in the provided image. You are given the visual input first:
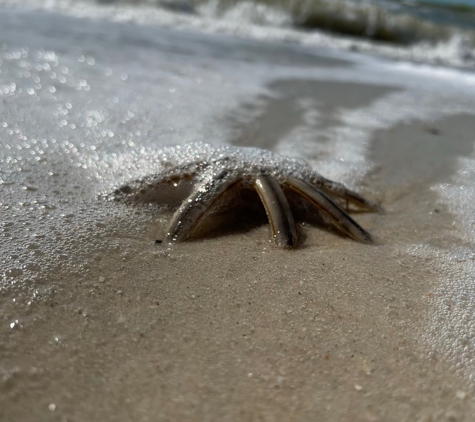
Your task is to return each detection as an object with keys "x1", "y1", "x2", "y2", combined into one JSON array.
[{"x1": 2, "y1": 6, "x2": 475, "y2": 422}]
